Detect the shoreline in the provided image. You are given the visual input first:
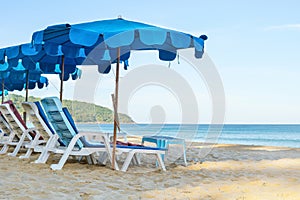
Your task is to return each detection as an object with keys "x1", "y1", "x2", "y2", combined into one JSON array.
[
  {"x1": 0, "y1": 141, "x2": 299, "y2": 199},
  {"x1": 186, "y1": 141, "x2": 300, "y2": 150},
  {"x1": 77, "y1": 123, "x2": 300, "y2": 149}
]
